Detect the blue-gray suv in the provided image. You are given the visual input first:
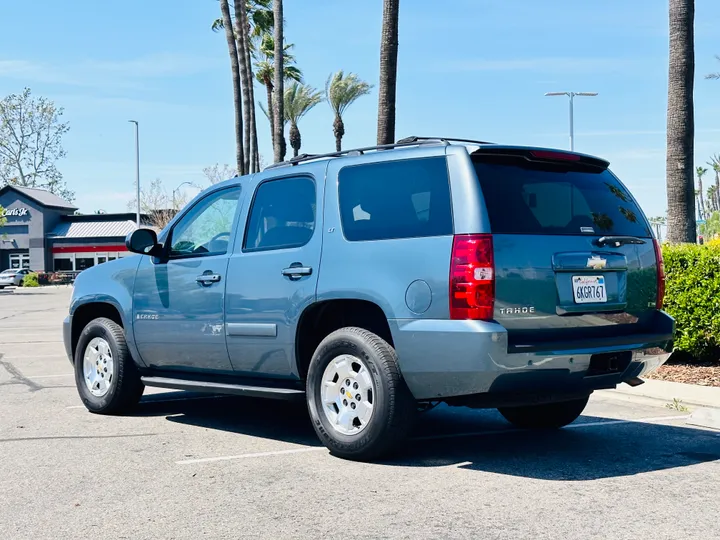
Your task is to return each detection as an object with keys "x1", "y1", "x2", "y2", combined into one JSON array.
[{"x1": 63, "y1": 137, "x2": 674, "y2": 460}]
